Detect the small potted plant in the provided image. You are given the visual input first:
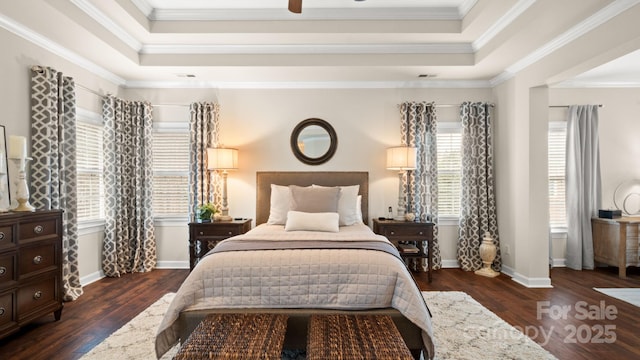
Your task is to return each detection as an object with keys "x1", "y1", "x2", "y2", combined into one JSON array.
[{"x1": 197, "y1": 202, "x2": 219, "y2": 222}]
